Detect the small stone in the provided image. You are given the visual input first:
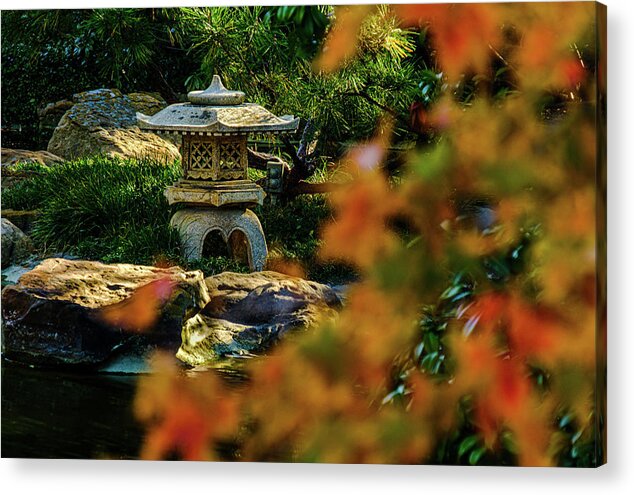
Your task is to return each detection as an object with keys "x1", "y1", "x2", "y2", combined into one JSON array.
[
  {"x1": 1, "y1": 218, "x2": 32, "y2": 268},
  {"x1": 1, "y1": 148, "x2": 63, "y2": 168}
]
